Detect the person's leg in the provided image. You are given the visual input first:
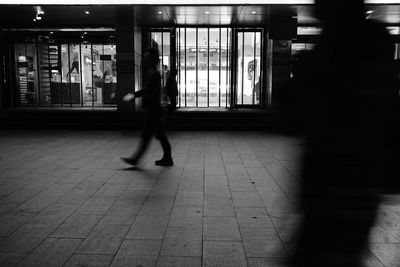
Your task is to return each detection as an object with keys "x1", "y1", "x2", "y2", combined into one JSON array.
[
  {"x1": 154, "y1": 114, "x2": 173, "y2": 166},
  {"x1": 122, "y1": 111, "x2": 155, "y2": 165}
]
